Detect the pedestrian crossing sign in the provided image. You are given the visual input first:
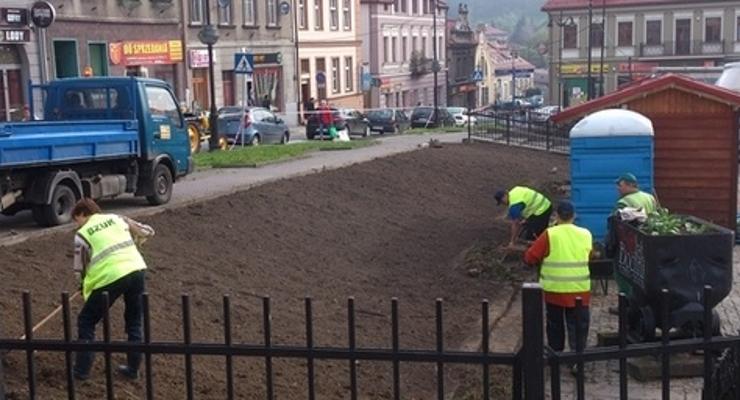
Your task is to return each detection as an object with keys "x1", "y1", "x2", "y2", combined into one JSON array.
[
  {"x1": 234, "y1": 53, "x2": 254, "y2": 74},
  {"x1": 472, "y1": 69, "x2": 483, "y2": 82}
]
